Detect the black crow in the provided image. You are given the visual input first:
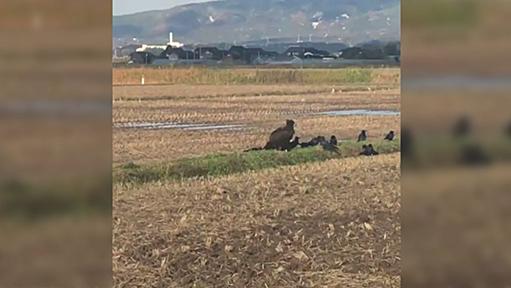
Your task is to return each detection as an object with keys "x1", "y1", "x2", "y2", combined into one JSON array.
[
  {"x1": 360, "y1": 144, "x2": 379, "y2": 156},
  {"x1": 357, "y1": 130, "x2": 367, "y2": 142},
  {"x1": 452, "y1": 116, "x2": 471, "y2": 137},
  {"x1": 384, "y1": 130, "x2": 395, "y2": 141},
  {"x1": 320, "y1": 139, "x2": 340, "y2": 154},
  {"x1": 300, "y1": 135, "x2": 325, "y2": 148},
  {"x1": 459, "y1": 143, "x2": 491, "y2": 166},
  {"x1": 505, "y1": 121, "x2": 511, "y2": 137},
  {"x1": 330, "y1": 135, "x2": 338, "y2": 145},
  {"x1": 360, "y1": 144, "x2": 370, "y2": 156},
  {"x1": 368, "y1": 144, "x2": 379, "y2": 155},
  {"x1": 401, "y1": 127, "x2": 414, "y2": 160}
]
